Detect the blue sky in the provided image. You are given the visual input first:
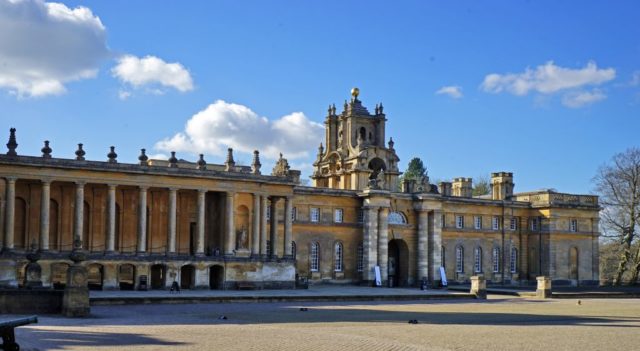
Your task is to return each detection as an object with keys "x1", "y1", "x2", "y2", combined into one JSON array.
[{"x1": 1, "y1": 0, "x2": 639, "y2": 194}]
